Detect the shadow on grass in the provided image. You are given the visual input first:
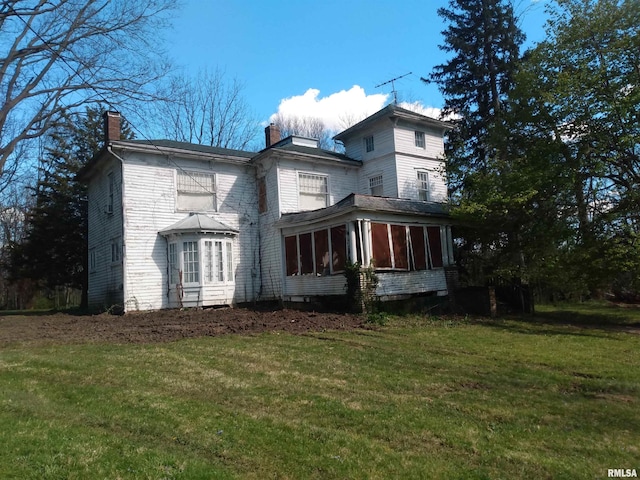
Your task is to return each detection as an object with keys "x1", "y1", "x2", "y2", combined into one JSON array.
[{"x1": 472, "y1": 302, "x2": 640, "y2": 338}]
